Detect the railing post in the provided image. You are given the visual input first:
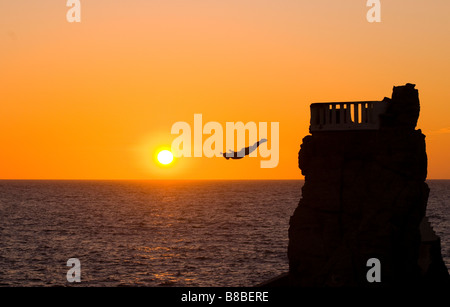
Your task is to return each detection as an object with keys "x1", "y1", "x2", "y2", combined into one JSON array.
[
  {"x1": 319, "y1": 105, "x2": 325, "y2": 126},
  {"x1": 325, "y1": 104, "x2": 330, "y2": 125},
  {"x1": 345, "y1": 103, "x2": 351, "y2": 125},
  {"x1": 368, "y1": 103, "x2": 373, "y2": 124}
]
